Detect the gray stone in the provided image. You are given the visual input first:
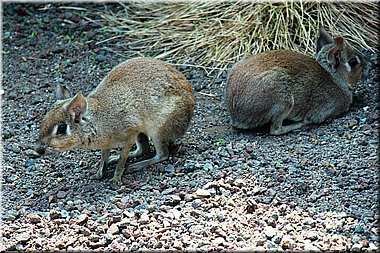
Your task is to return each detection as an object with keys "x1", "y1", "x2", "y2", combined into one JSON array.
[
  {"x1": 191, "y1": 199, "x2": 203, "y2": 208},
  {"x1": 354, "y1": 225, "x2": 364, "y2": 233},
  {"x1": 165, "y1": 164, "x2": 175, "y2": 174},
  {"x1": 24, "y1": 159, "x2": 35, "y2": 167},
  {"x1": 24, "y1": 149, "x2": 40, "y2": 158},
  {"x1": 60, "y1": 210, "x2": 69, "y2": 218},
  {"x1": 130, "y1": 242, "x2": 140, "y2": 251},
  {"x1": 56, "y1": 191, "x2": 67, "y2": 199},
  {"x1": 272, "y1": 235, "x2": 282, "y2": 244}
]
